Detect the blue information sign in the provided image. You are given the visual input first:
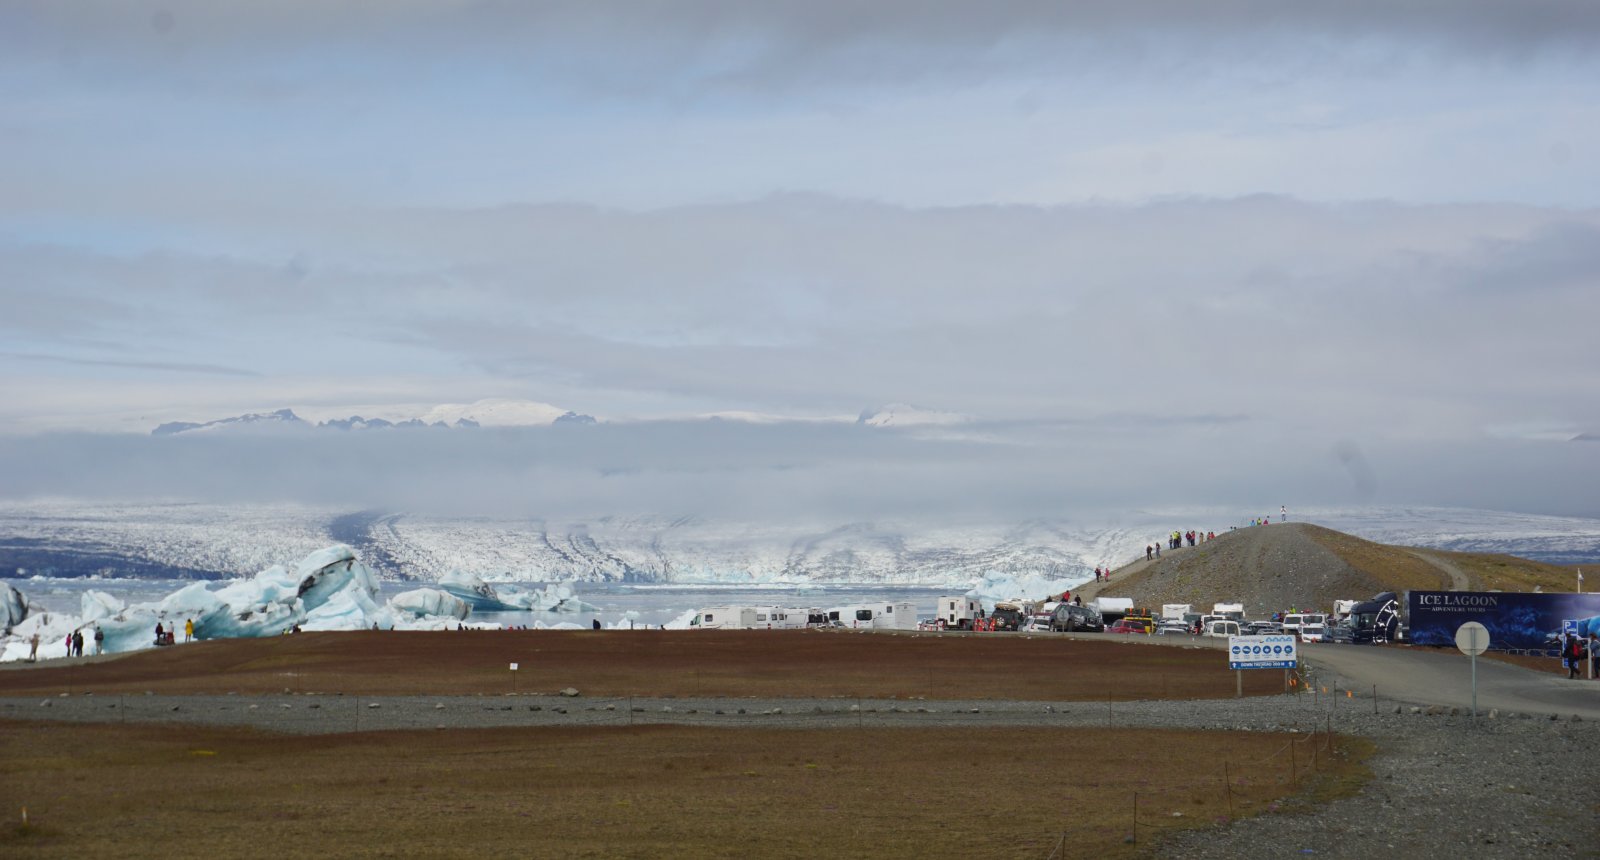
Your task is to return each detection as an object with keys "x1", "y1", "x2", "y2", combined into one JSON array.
[{"x1": 1227, "y1": 634, "x2": 1298, "y2": 670}]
